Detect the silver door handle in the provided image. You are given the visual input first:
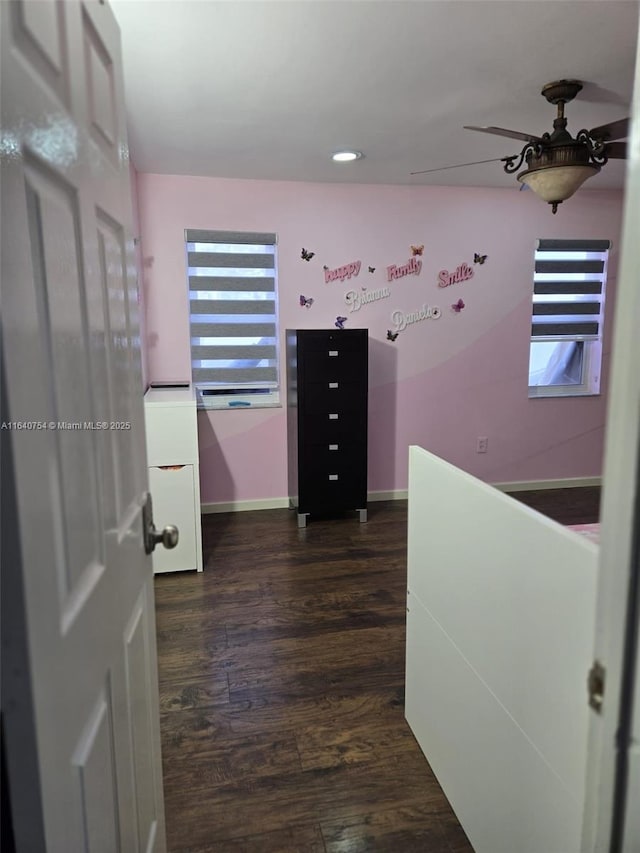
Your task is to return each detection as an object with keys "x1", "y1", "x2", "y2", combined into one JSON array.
[
  {"x1": 142, "y1": 492, "x2": 179, "y2": 555},
  {"x1": 148, "y1": 523, "x2": 179, "y2": 553}
]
